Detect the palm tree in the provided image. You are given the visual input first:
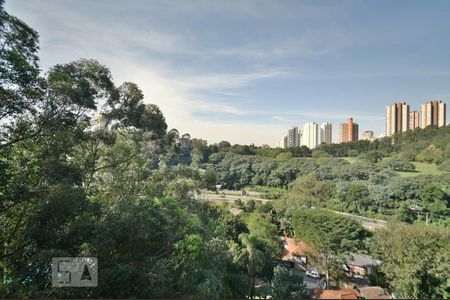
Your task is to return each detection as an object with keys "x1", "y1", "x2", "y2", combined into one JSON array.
[{"x1": 236, "y1": 233, "x2": 266, "y2": 299}]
